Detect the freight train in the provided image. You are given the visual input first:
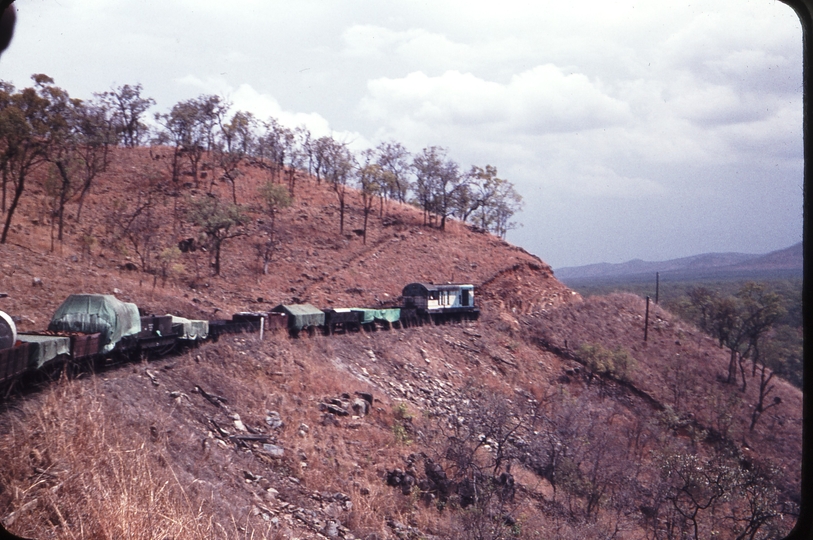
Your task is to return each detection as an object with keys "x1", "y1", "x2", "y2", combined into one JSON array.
[{"x1": 0, "y1": 282, "x2": 479, "y2": 387}]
